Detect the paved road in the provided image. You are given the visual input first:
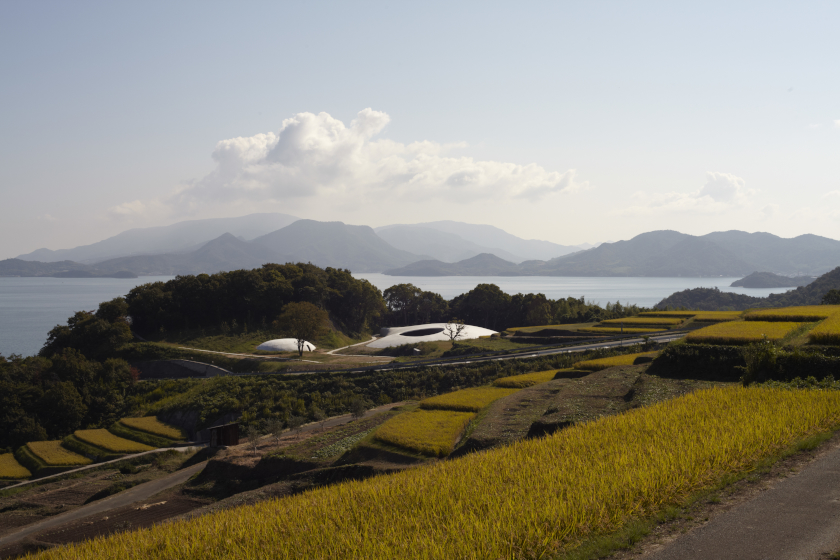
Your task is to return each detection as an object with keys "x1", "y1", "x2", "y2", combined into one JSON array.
[
  {"x1": 0, "y1": 461, "x2": 207, "y2": 549},
  {"x1": 645, "y1": 441, "x2": 840, "y2": 559}
]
